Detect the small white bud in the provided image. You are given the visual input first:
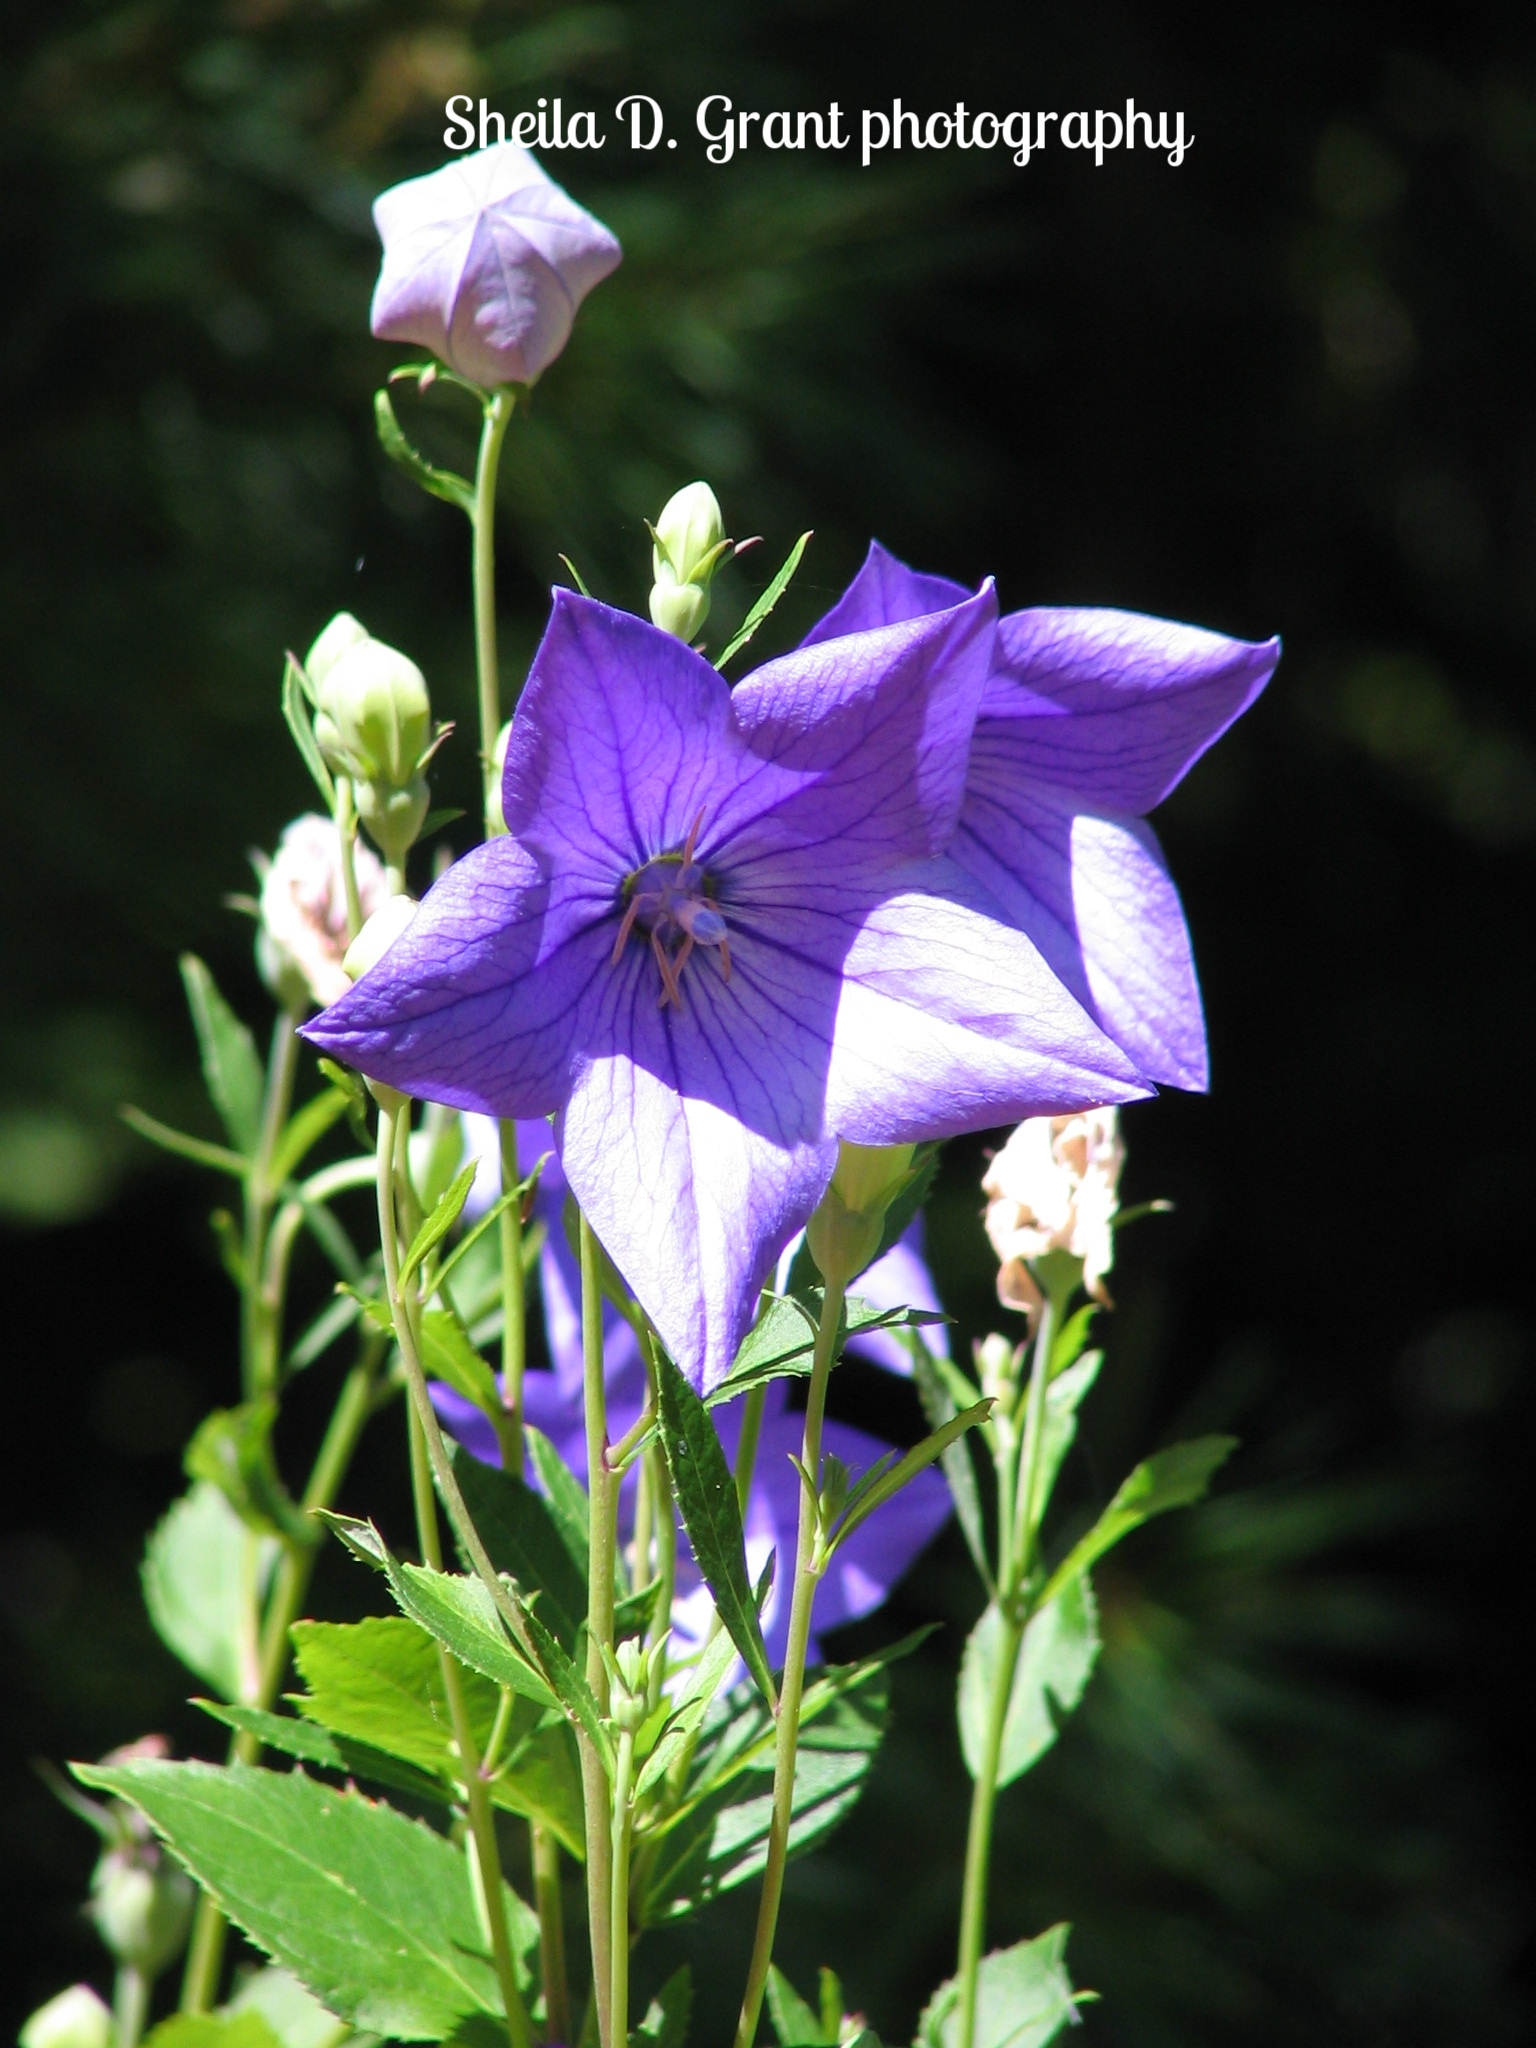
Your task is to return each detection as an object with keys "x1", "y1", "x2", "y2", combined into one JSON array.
[
  {"x1": 648, "y1": 578, "x2": 712, "y2": 643},
  {"x1": 343, "y1": 895, "x2": 419, "y2": 982},
  {"x1": 89, "y1": 1849, "x2": 194, "y2": 1975},
  {"x1": 314, "y1": 637, "x2": 431, "y2": 788},
  {"x1": 20, "y1": 1987, "x2": 112, "y2": 2048},
  {"x1": 651, "y1": 481, "x2": 726, "y2": 588},
  {"x1": 304, "y1": 611, "x2": 371, "y2": 690}
]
